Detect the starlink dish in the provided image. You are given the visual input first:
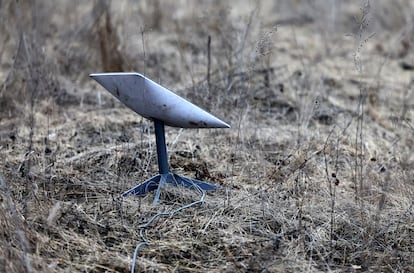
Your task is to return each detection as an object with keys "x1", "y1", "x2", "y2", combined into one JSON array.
[
  {"x1": 90, "y1": 72, "x2": 230, "y2": 204},
  {"x1": 90, "y1": 72, "x2": 229, "y2": 128}
]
